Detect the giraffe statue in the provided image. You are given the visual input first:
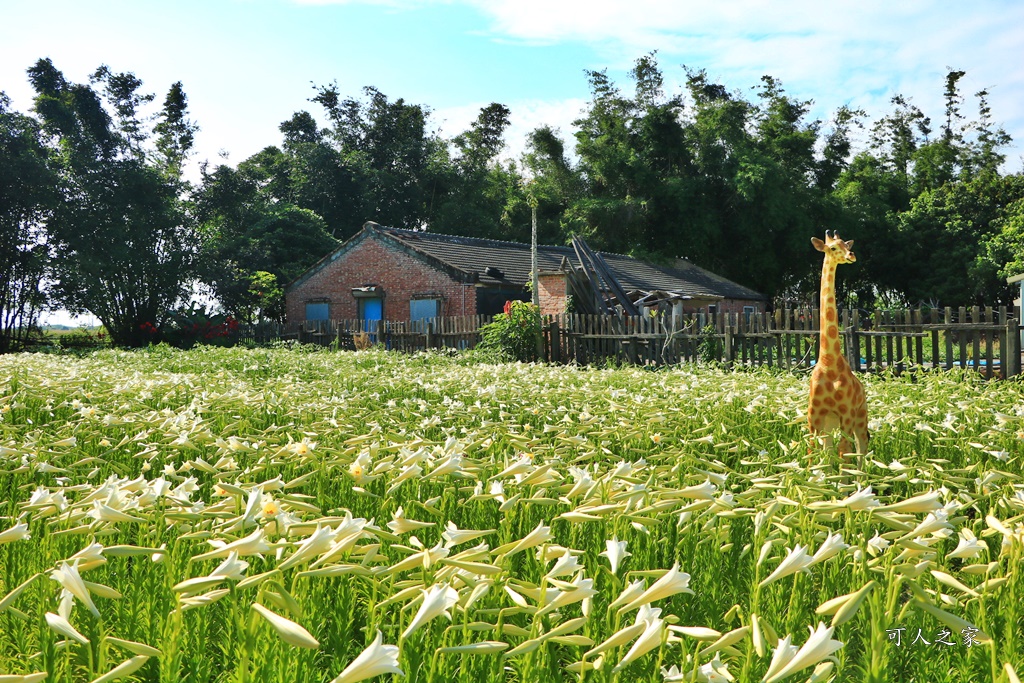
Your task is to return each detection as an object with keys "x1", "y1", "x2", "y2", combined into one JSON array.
[{"x1": 808, "y1": 231, "x2": 868, "y2": 457}]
